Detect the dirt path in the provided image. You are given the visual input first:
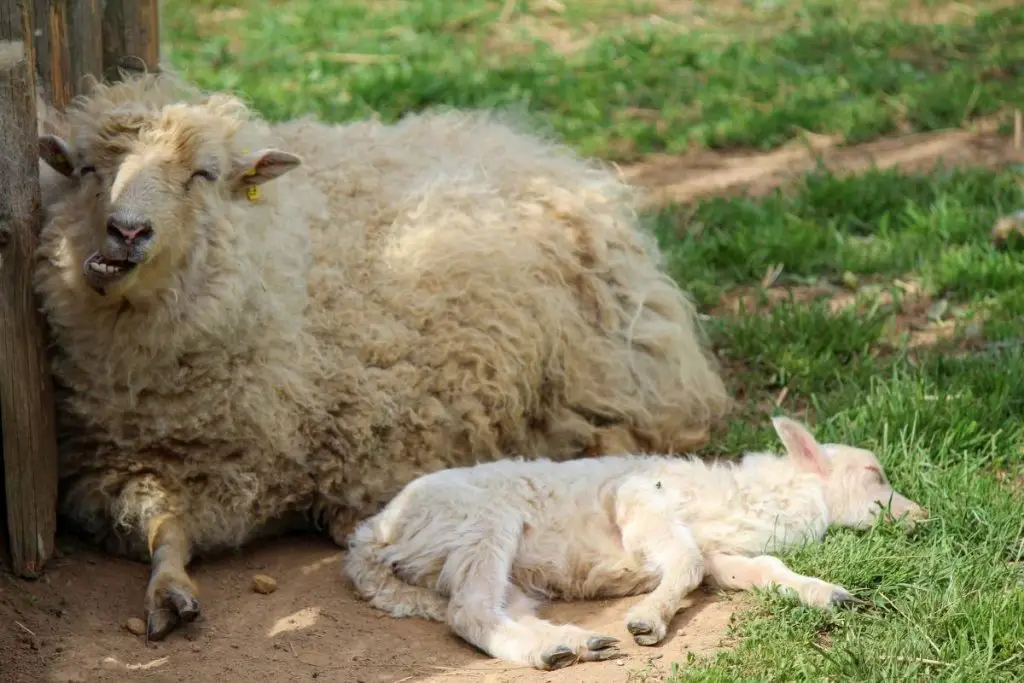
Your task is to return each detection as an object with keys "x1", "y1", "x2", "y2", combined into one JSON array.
[
  {"x1": 3, "y1": 123, "x2": 1020, "y2": 683},
  {"x1": 1, "y1": 535, "x2": 737, "y2": 683},
  {"x1": 621, "y1": 121, "x2": 1023, "y2": 209}
]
